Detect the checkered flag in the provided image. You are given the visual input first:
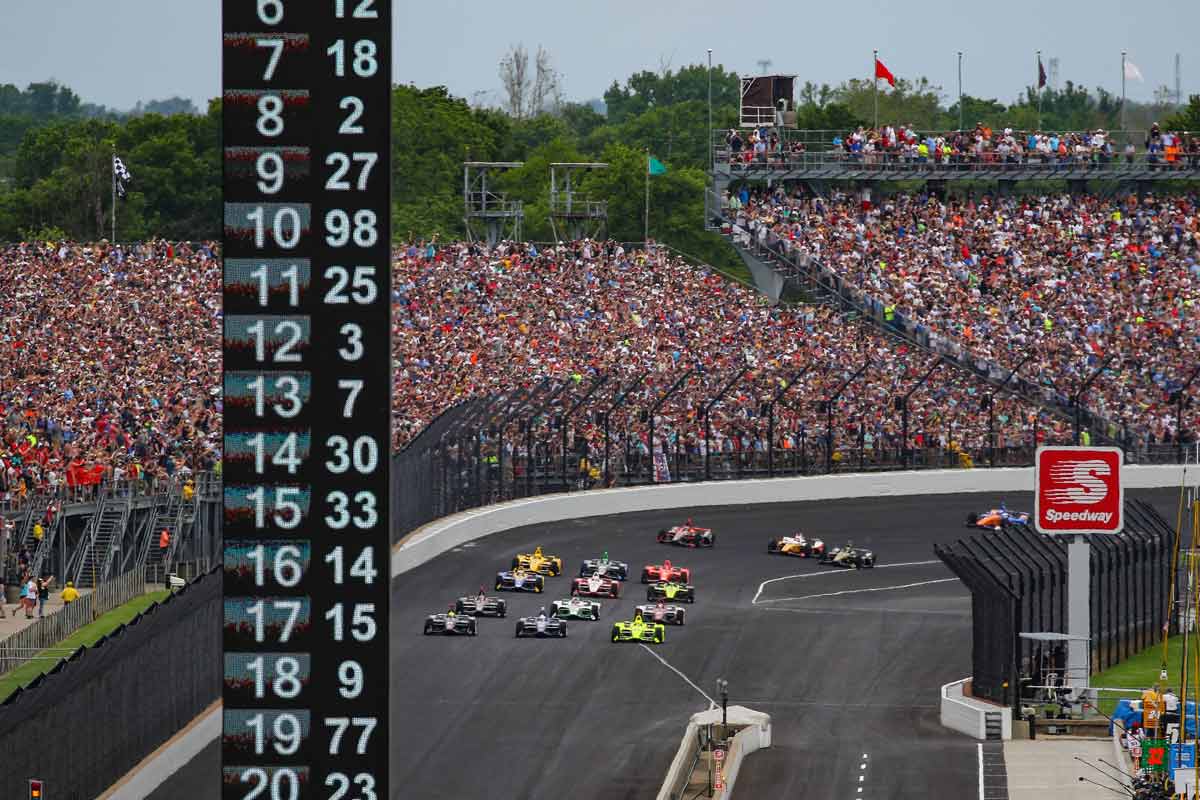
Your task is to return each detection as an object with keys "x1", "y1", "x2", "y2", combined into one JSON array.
[{"x1": 113, "y1": 154, "x2": 132, "y2": 198}]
